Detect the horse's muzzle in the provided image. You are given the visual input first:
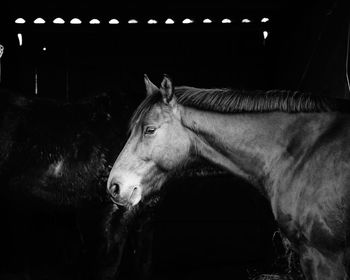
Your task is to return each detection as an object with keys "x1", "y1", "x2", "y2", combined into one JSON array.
[
  {"x1": 107, "y1": 179, "x2": 142, "y2": 207},
  {"x1": 107, "y1": 180, "x2": 125, "y2": 205}
]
